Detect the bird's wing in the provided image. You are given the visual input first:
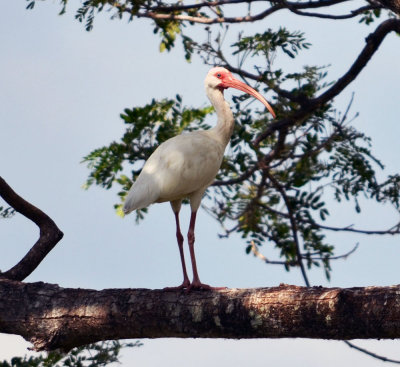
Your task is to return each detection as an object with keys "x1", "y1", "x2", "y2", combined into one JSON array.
[
  {"x1": 153, "y1": 132, "x2": 224, "y2": 202},
  {"x1": 123, "y1": 131, "x2": 225, "y2": 212}
]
